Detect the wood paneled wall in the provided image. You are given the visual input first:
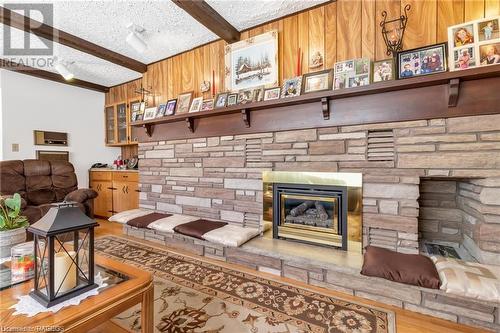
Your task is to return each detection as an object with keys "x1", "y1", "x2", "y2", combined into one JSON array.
[{"x1": 105, "y1": 0, "x2": 499, "y2": 105}]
